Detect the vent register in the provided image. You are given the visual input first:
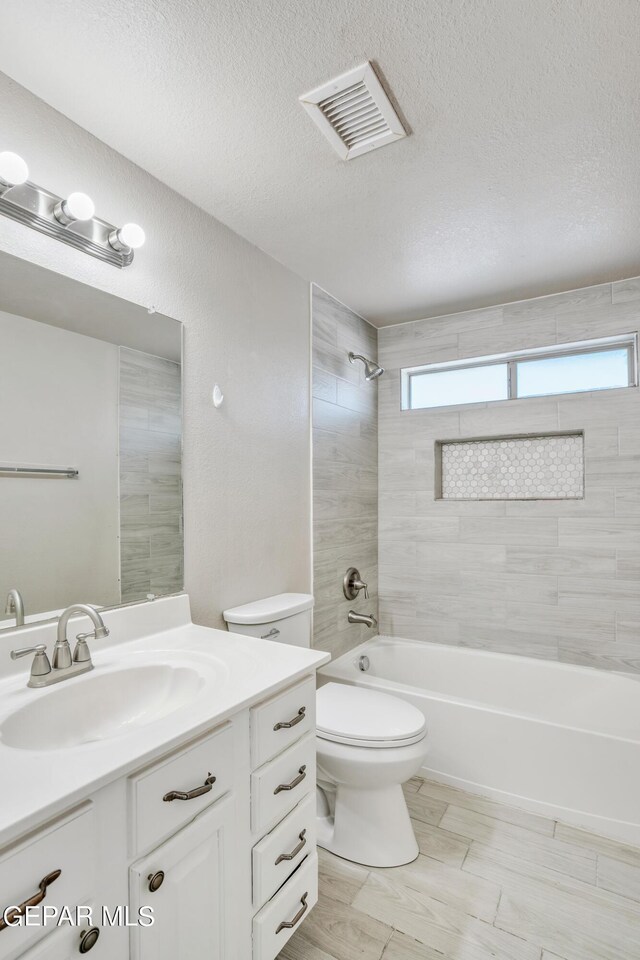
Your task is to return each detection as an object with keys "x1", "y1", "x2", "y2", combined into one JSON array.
[{"x1": 299, "y1": 62, "x2": 407, "y2": 160}]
